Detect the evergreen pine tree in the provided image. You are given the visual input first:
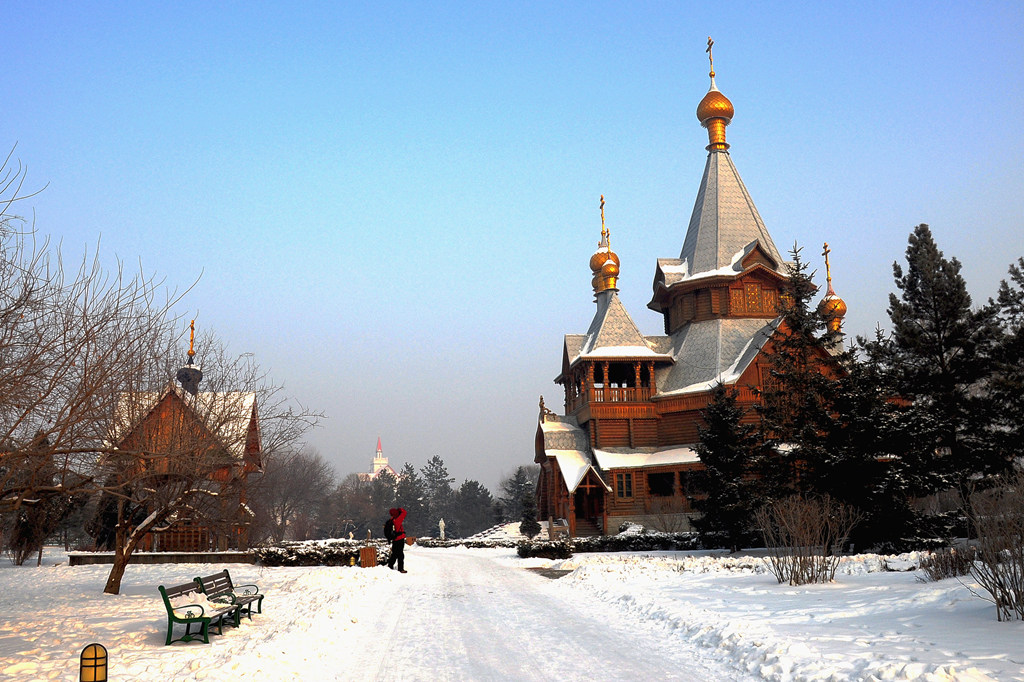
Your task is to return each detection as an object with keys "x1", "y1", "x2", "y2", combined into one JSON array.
[
  {"x1": 692, "y1": 383, "x2": 765, "y2": 552},
  {"x1": 991, "y1": 258, "x2": 1024, "y2": 459},
  {"x1": 394, "y1": 462, "x2": 428, "y2": 536},
  {"x1": 450, "y1": 479, "x2": 495, "y2": 538},
  {"x1": 832, "y1": 330, "x2": 932, "y2": 550},
  {"x1": 420, "y1": 455, "x2": 455, "y2": 534},
  {"x1": 756, "y1": 245, "x2": 845, "y2": 497},
  {"x1": 499, "y1": 466, "x2": 538, "y2": 522},
  {"x1": 519, "y1": 493, "x2": 541, "y2": 538},
  {"x1": 887, "y1": 224, "x2": 1003, "y2": 492}
]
